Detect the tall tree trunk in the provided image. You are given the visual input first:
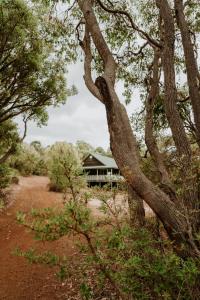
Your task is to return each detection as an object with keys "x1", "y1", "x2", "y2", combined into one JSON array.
[
  {"x1": 174, "y1": 0, "x2": 200, "y2": 147},
  {"x1": 78, "y1": 0, "x2": 200, "y2": 257},
  {"x1": 156, "y1": 0, "x2": 198, "y2": 207},
  {"x1": 156, "y1": 0, "x2": 191, "y2": 161},
  {"x1": 144, "y1": 50, "x2": 177, "y2": 201}
]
